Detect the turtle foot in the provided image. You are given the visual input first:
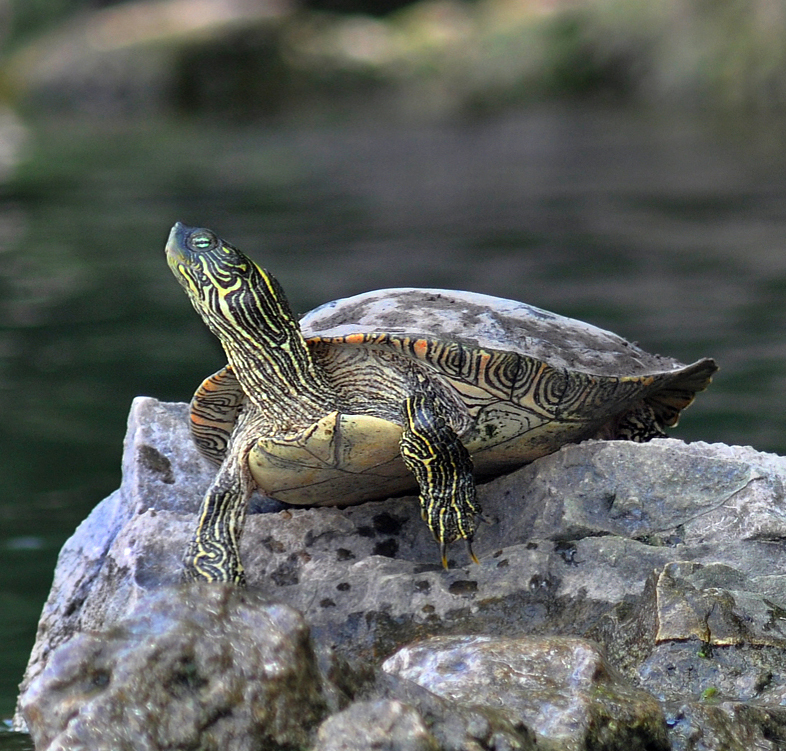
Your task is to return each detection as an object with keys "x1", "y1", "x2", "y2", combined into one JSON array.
[{"x1": 438, "y1": 533, "x2": 480, "y2": 569}]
